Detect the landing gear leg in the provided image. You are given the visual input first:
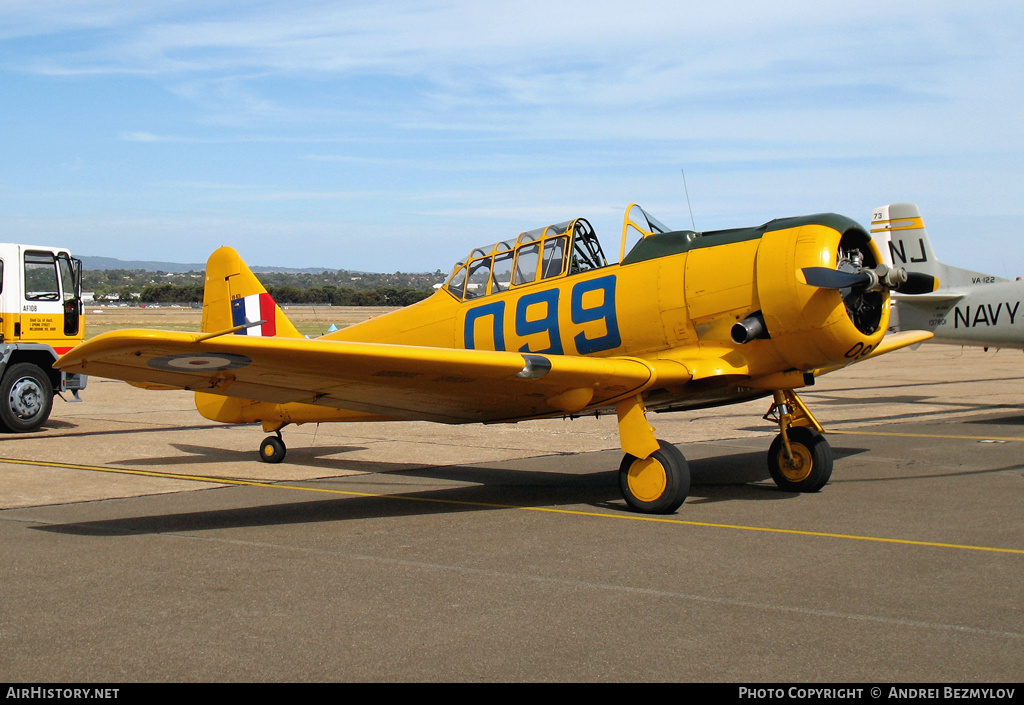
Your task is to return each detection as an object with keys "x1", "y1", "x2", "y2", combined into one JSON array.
[
  {"x1": 259, "y1": 430, "x2": 287, "y2": 464},
  {"x1": 764, "y1": 390, "x2": 832, "y2": 492},
  {"x1": 615, "y1": 395, "x2": 690, "y2": 513}
]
